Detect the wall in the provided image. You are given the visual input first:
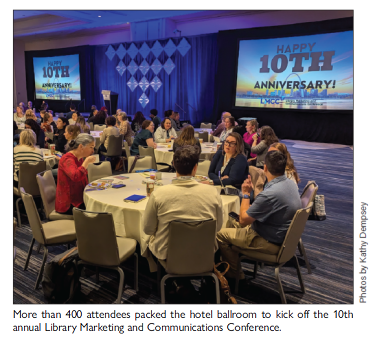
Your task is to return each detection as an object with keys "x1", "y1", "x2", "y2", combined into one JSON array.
[{"x1": 13, "y1": 40, "x2": 27, "y2": 105}]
